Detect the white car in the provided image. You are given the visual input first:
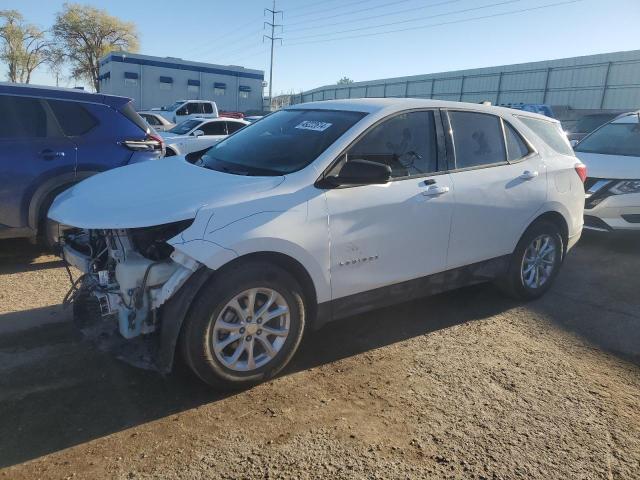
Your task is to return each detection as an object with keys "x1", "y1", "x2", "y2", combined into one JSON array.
[
  {"x1": 50, "y1": 99, "x2": 585, "y2": 389},
  {"x1": 153, "y1": 100, "x2": 219, "y2": 124},
  {"x1": 138, "y1": 111, "x2": 175, "y2": 132},
  {"x1": 160, "y1": 117, "x2": 249, "y2": 156},
  {"x1": 574, "y1": 111, "x2": 640, "y2": 232}
]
